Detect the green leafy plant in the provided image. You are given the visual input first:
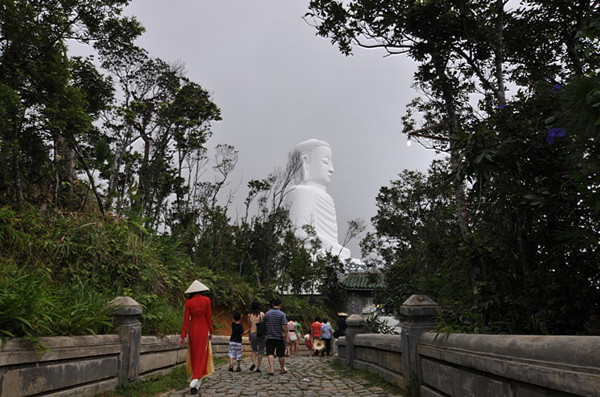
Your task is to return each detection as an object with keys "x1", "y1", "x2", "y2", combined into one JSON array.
[{"x1": 365, "y1": 311, "x2": 399, "y2": 335}]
